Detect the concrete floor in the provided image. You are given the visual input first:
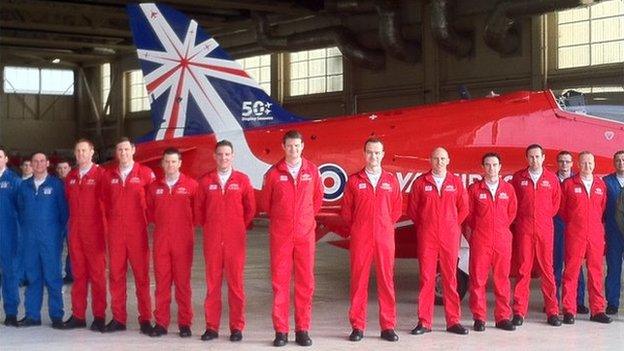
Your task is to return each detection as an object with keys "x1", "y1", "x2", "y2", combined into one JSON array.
[{"x1": 2, "y1": 224, "x2": 624, "y2": 350}]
